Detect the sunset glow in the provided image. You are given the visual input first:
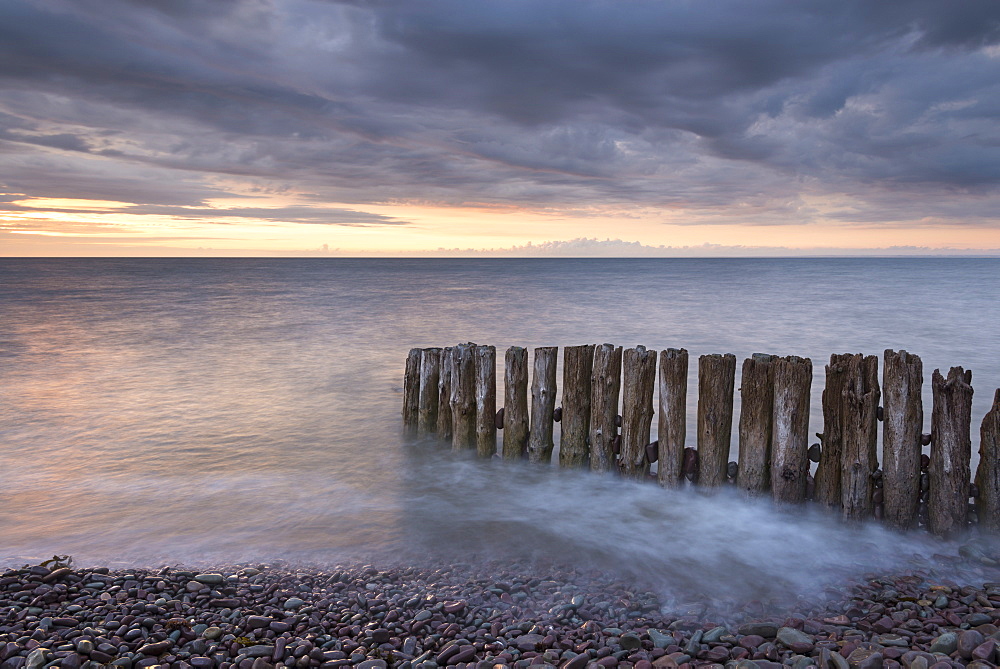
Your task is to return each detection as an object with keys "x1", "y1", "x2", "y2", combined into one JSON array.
[{"x1": 2, "y1": 1, "x2": 998, "y2": 256}]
